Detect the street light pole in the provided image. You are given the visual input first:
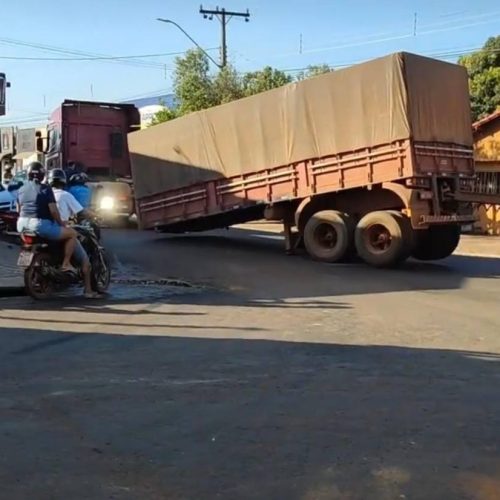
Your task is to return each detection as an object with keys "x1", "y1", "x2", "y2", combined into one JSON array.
[{"x1": 156, "y1": 18, "x2": 222, "y2": 69}]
